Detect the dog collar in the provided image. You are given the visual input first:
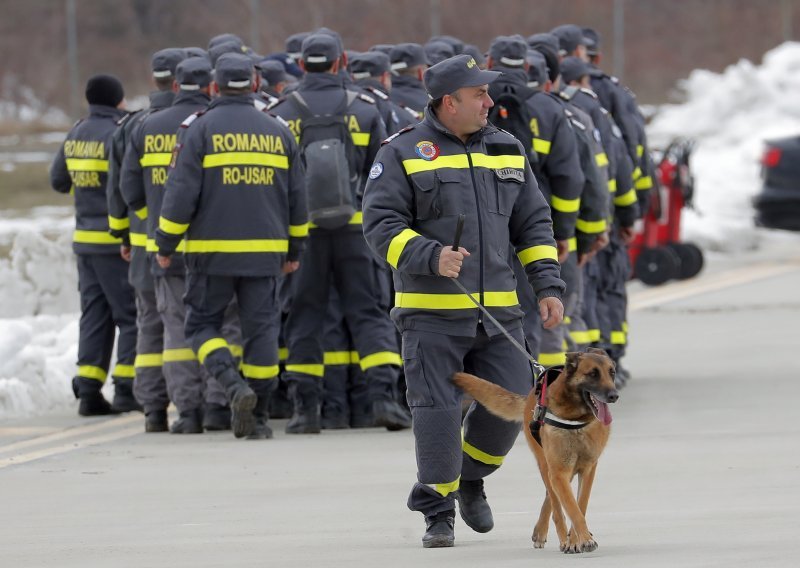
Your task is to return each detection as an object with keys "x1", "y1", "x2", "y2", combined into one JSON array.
[{"x1": 543, "y1": 411, "x2": 588, "y2": 430}]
